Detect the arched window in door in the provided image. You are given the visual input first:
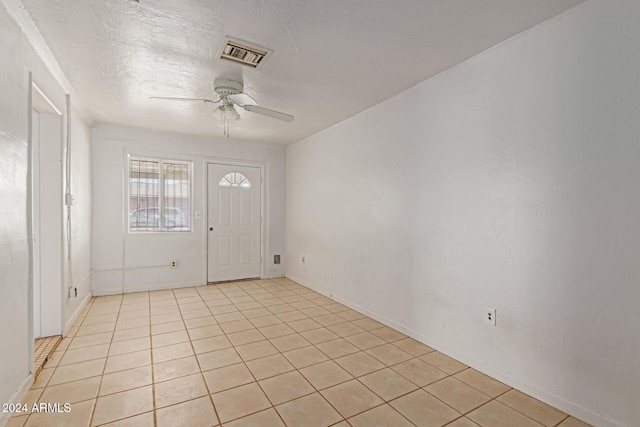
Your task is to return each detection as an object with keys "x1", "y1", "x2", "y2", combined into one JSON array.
[{"x1": 219, "y1": 172, "x2": 251, "y2": 188}]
